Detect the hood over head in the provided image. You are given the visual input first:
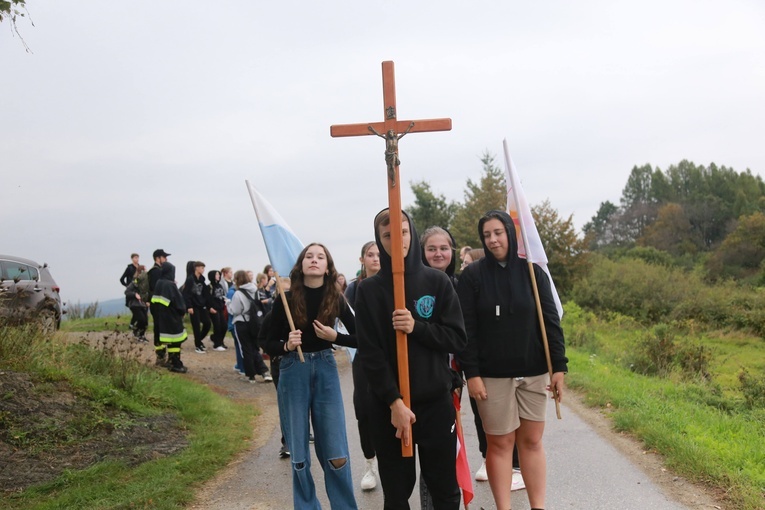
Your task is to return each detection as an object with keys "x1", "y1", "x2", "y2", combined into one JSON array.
[
  {"x1": 160, "y1": 261, "x2": 176, "y2": 281},
  {"x1": 478, "y1": 210, "x2": 520, "y2": 265},
  {"x1": 373, "y1": 208, "x2": 424, "y2": 277},
  {"x1": 208, "y1": 270, "x2": 221, "y2": 283},
  {"x1": 420, "y1": 226, "x2": 457, "y2": 277}
]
